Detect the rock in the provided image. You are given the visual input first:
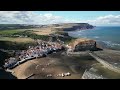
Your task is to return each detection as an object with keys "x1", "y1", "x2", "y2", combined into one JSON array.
[
  {"x1": 47, "y1": 74, "x2": 52, "y2": 77},
  {"x1": 61, "y1": 73, "x2": 65, "y2": 77},
  {"x1": 42, "y1": 68, "x2": 45, "y2": 71},
  {"x1": 69, "y1": 38, "x2": 98, "y2": 51},
  {"x1": 56, "y1": 72, "x2": 71, "y2": 77},
  {"x1": 56, "y1": 74, "x2": 60, "y2": 77},
  {"x1": 35, "y1": 65, "x2": 39, "y2": 69},
  {"x1": 46, "y1": 63, "x2": 50, "y2": 66},
  {"x1": 64, "y1": 72, "x2": 71, "y2": 76}
]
